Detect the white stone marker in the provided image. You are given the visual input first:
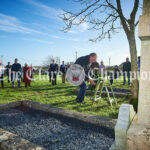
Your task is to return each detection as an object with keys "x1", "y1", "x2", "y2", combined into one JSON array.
[
  {"x1": 126, "y1": 1, "x2": 150, "y2": 150},
  {"x1": 112, "y1": 104, "x2": 135, "y2": 150},
  {"x1": 138, "y1": 0, "x2": 150, "y2": 125}
]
